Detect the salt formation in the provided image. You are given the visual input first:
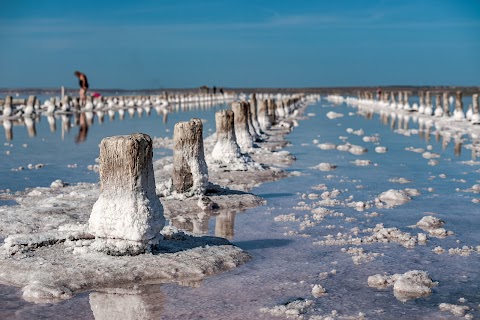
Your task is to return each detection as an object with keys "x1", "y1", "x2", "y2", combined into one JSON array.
[
  {"x1": 311, "y1": 163, "x2": 337, "y2": 171},
  {"x1": 393, "y1": 270, "x2": 437, "y2": 302},
  {"x1": 439, "y1": 303, "x2": 471, "y2": 317},
  {"x1": 260, "y1": 298, "x2": 314, "y2": 319},
  {"x1": 415, "y1": 216, "x2": 453, "y2": 238},
  {"x1": 368, "y1": 270, "x2": 437, "y2": 302},
  {"x1": 173, "y1": 118, "x2": 209, "y2": 196},
  {"x1": 88, "y1": 133, "x2": 166, "y2": 255},
  {"x1": 210, "y1": 109, "x2": 259, "y2": 171},
  {"x1": 376, "y1": 189, "x2": 412, "y2": 207},
  {"x1": 232, "y1": 101, "x2": 255, "y2": 152}
]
